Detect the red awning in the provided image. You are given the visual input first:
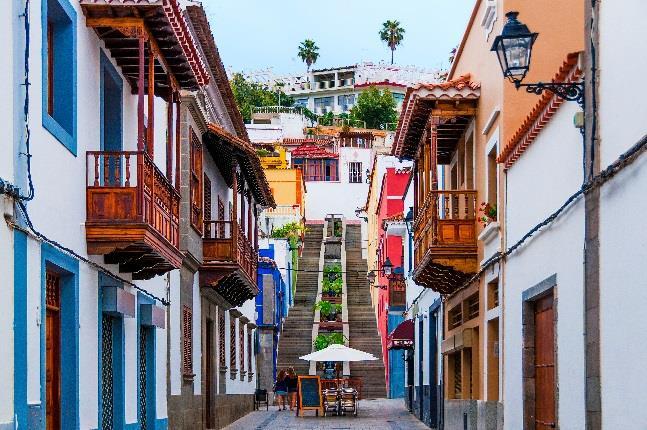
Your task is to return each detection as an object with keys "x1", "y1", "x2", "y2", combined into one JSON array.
[{"x1": 387, "y1": 319, "x2": 414, "y2": 350}]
